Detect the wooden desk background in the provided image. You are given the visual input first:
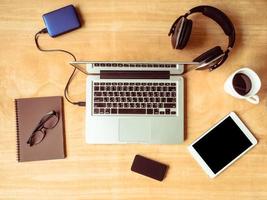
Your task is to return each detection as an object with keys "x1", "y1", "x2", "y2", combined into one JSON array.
[{"x1": 0, "y1": 0, "x2": 266, "y2": 199}]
